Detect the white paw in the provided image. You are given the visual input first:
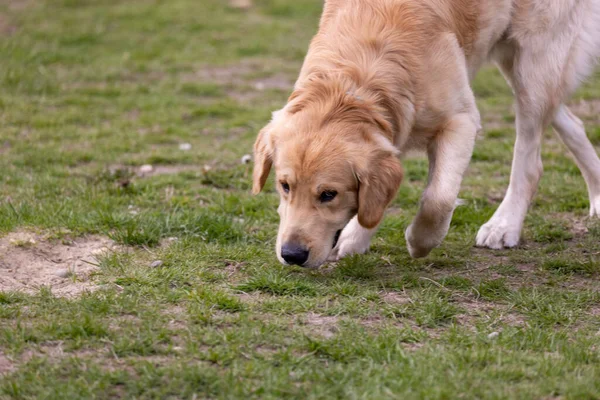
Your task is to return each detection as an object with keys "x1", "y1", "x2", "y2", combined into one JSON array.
[
  {"x1": 476, "y1": 218, "x2": 521, "y2": 249},
  {"x1": 590, "y1": 195, "x2": 600, "y2": 217},
  {"x1": 328, "y1": 237, "x2": 370, "y2": 262},
  {"x1": 328, "y1": 217, "x2": 374, "y2": 262}
]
